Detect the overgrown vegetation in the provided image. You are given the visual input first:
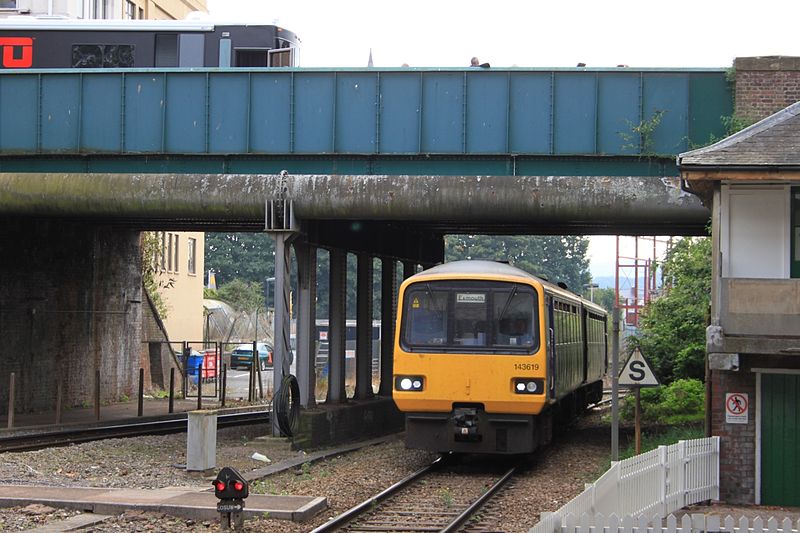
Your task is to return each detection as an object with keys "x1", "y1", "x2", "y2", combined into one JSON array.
[
  {"x1": 206, "y1": 278, "x2": 265, "y2": 313},
  {"x1": 620, "y1": 424, "x2": 705, "y2": 460},
  {"x1": 620, "y1": 110, "x2": 666, "y2": 155},
  {"x1": 620, "y1": 378, "x2": 705, "y2": 425},
  {"x1": 141, "y1": 231, "x2": 174, "y2": 319},
  {"x1": 628, "y1": 237, "x2": 711, "y2": 383}
]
